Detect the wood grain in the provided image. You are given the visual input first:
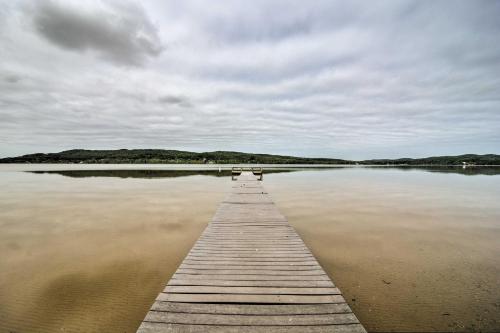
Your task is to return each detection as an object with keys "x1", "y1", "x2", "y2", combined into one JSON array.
[{"x1": 136, "y1": 172, "x2": 366, "y2": 333}]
